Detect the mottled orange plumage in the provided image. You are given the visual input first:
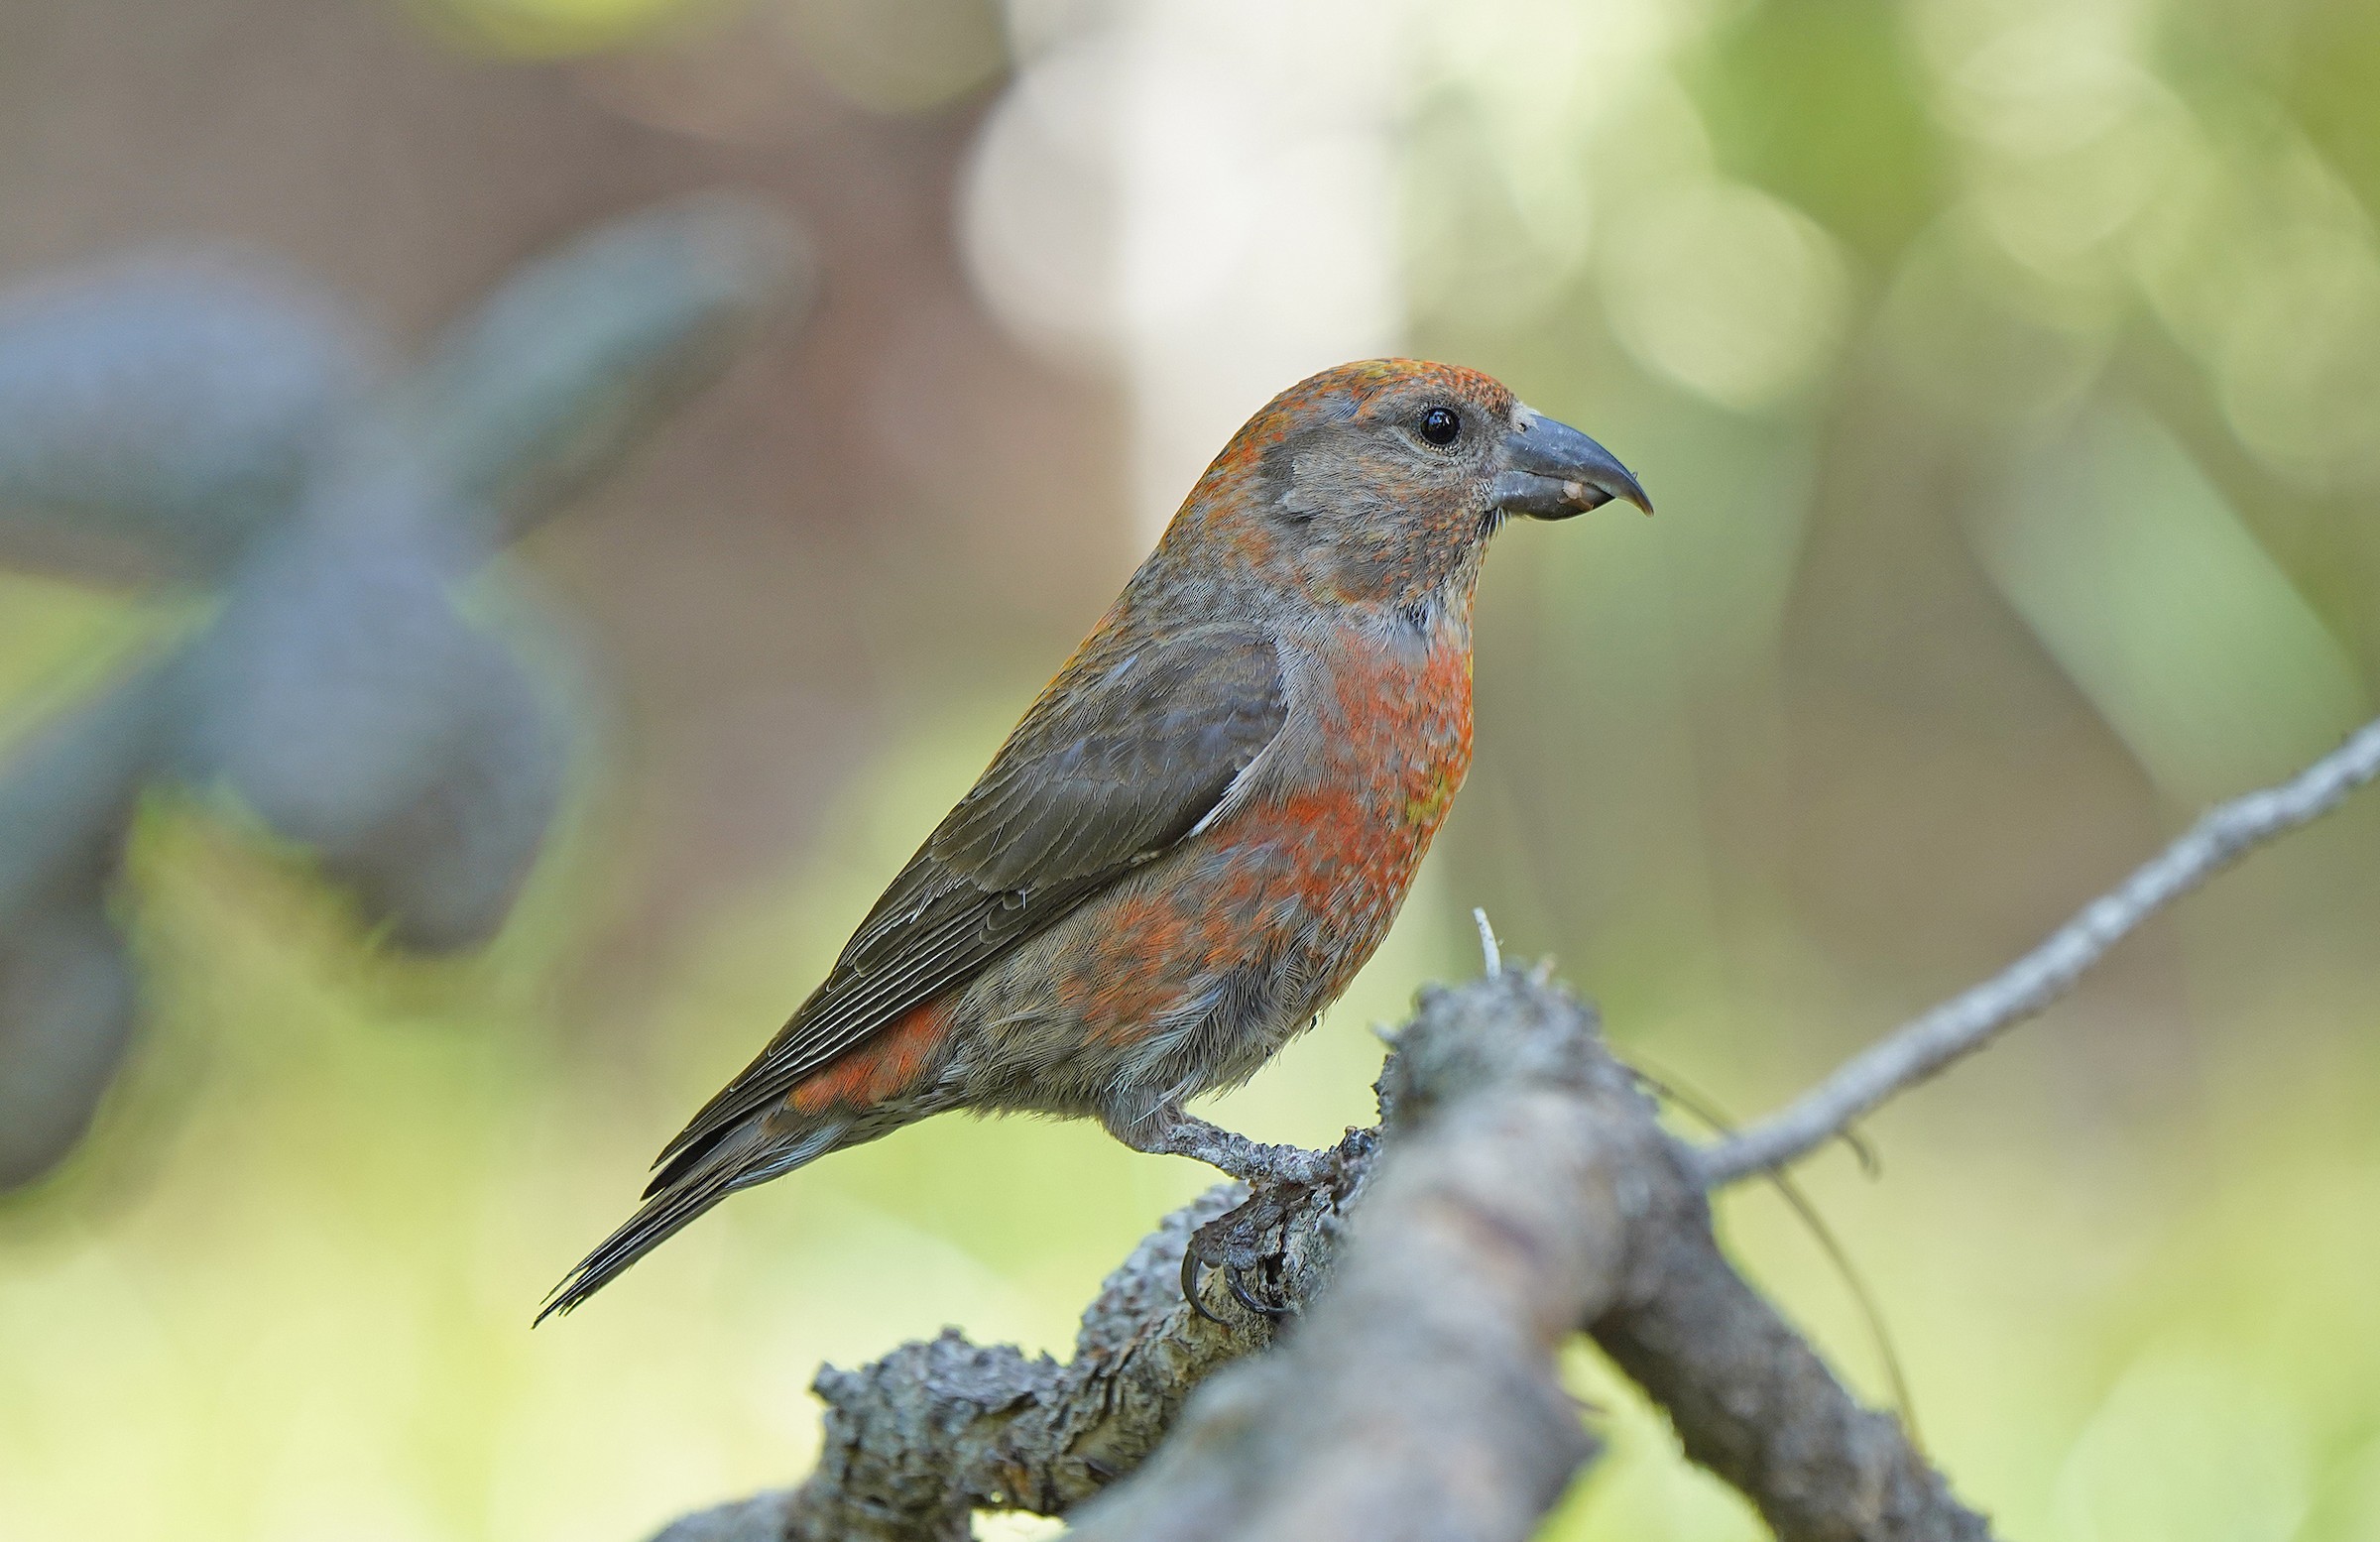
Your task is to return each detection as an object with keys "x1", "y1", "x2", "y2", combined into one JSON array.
[{"x1": 544, "y1": 359, "x2": 1647, "y2": 1318}]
